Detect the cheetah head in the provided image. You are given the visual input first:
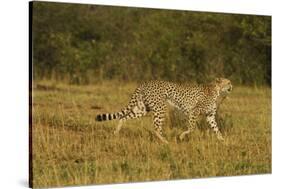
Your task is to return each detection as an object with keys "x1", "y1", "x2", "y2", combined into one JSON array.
[{"x1": 214, "y1": 78, "x2": 233, "y2": 95}]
